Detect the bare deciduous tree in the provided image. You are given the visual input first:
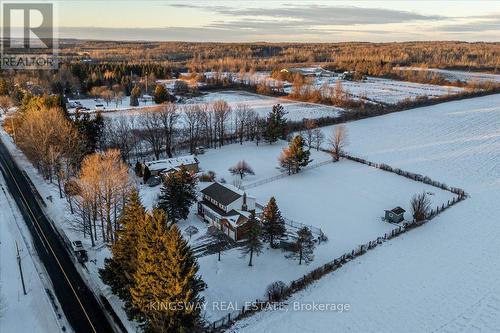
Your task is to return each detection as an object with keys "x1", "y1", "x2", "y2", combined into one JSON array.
[
  {"x1": 212, "y1": 100, "x2": 231, "y2": 148},
  {"x1": 158, "y1": 102, "x2": 179, "y2": 158},
  {"x1": 312, "y1": 128, "x2": 324, "y2": 151},
  {"x1": 229, "y1": 160, "x2": 255, "y2": 179},
  {"x1": 304, "y1": 119, "x2": 317, "y2": 149},
  {"x1": 411, "y1": 192, "x2": 431, "y2": 222},
  {"x1": 76, "y1": 150, "x2": 131, "y2": 244},
  {"x1": 183, "y1": 104, "x2": 203, "y2": 154},
  {"x1": 139, "y1": 110, "x2": 164, "y2": 160},
  {"x1": 235, "y1": 103, "x2": 252, "y2": 145},
  {"x1": 329, "y1": 125, "x2": 348, "y2": 161}
]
